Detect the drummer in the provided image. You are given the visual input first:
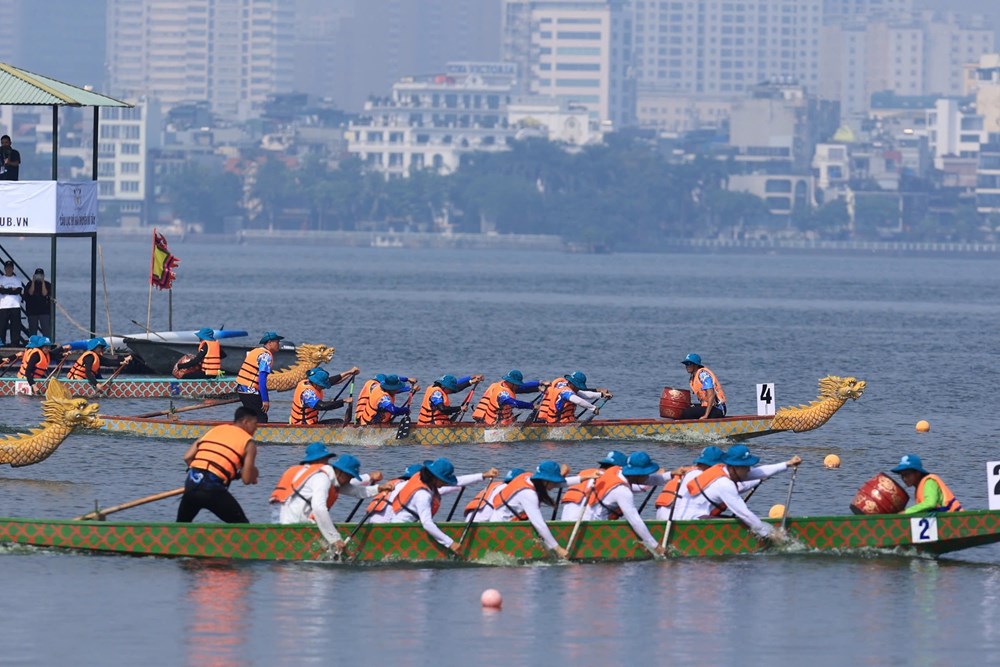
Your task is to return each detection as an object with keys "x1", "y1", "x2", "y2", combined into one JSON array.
[{"x1": 891, "y1": 454, "x2": 962, "y2": 514}]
